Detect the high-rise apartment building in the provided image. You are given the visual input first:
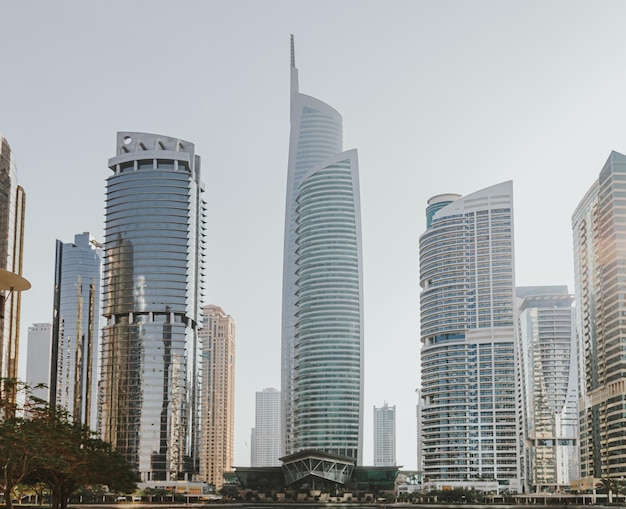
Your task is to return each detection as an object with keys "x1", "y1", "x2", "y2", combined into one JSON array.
[
  {"x1": 0, "y1": 132, "x2": 26, "y2": 397},
  {"x1": 100, "y1": 132, "x2": 206, "y2": 482},
  {"x1": 251, "y1": 388, "x2": 281, "y2": 467},
  {"x1": 25, "y1": 323, "x2": 52, "y2": 402},
  {"x1": 373, "y1": 403, "x2": 396, "y2": 467},
  {"x1": 50, "y1": 232, "x2": 102, "y2": 429},
  {"x1": 573, "y1": 150, "x2": 626, "y2": 479},
  {"x1": 198, "y1": 305, "x2": 235, "y2": 490},
  {"x1": 419, "y1": 181, "x2": 521, "y2": 492},
  {"x1": 281, "y1": 36, "x2": 364, "y2": 463},
  {"x1": 517, "y1": 286, "x2": 578, "y2": 493}
]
